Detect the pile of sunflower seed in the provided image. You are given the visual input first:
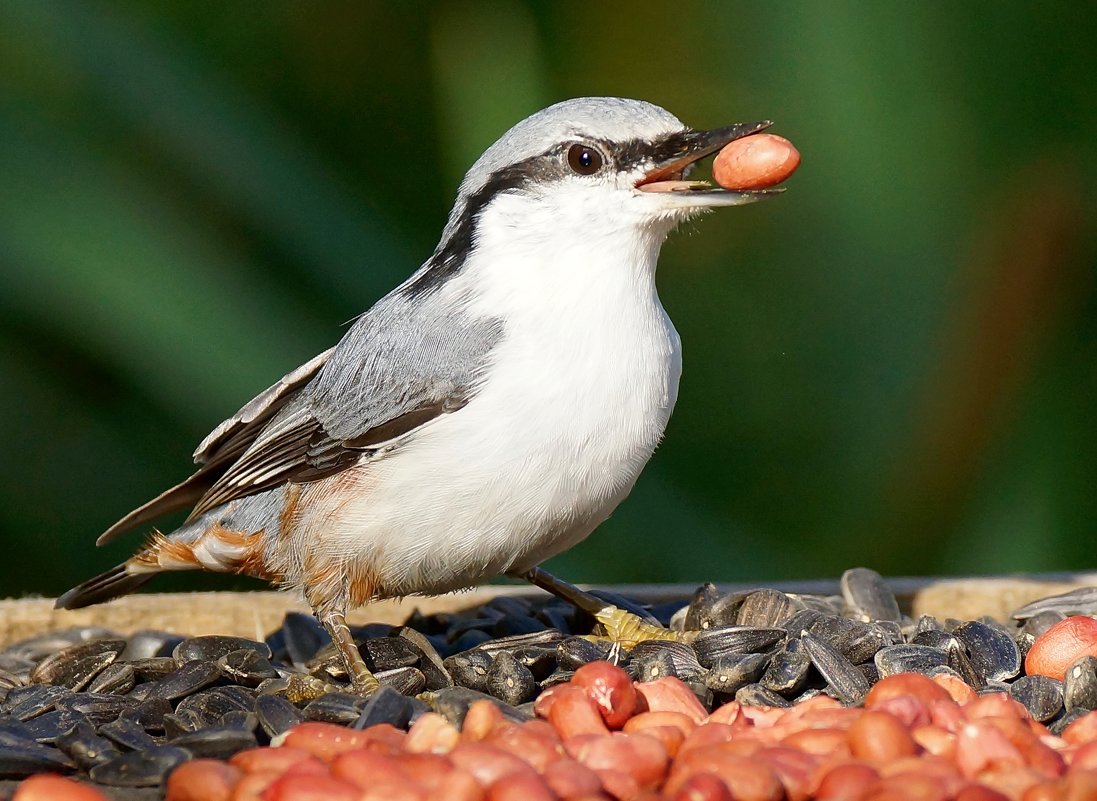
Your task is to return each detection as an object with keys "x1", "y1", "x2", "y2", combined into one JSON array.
[{"x1": 1, "y1": 568, "x2": 1095, "y2": 799}]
